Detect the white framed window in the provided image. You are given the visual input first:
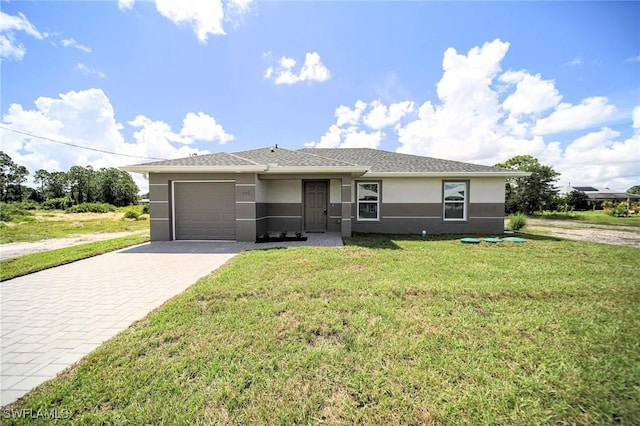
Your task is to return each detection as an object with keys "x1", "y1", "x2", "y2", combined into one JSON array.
[
  {"x1": 357, "y1": 182, "x2": 380, "y2": 221},
  {"x1": 443, "y1": 181, "x2": 467, "y2": 221}
]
